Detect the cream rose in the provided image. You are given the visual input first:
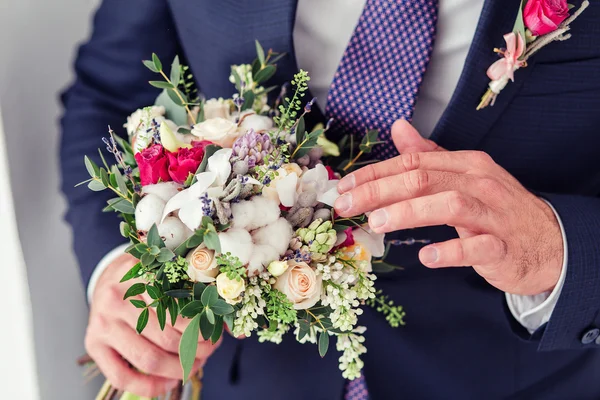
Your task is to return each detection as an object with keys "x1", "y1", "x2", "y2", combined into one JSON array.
[
  {"x1": 262, "y1": 163, "x2": 302, "y2": 206},
  {"x1": 274, "y1": 261, "x2": 322, "y2": 310},
  {"x1": 216, "y1": 273, "x2": 246, "y2": 305},
  {"x1": 203, "y1": 98, "x2": 231, "y2": 120},
  {"x1": 267, "y1": 260, "x2": 289, "y2": 277},
  {"x1": 186, "y1": 244, "x2": 219, "y2": 283},
  {"x1": 192, "y1": 117, "x2": 241, "y2": 148}
]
